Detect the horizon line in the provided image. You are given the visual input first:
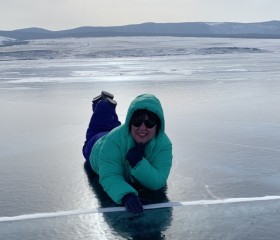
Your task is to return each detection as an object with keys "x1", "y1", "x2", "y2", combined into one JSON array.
[{"x1": 1, "y1": 19, "x2": 280, "y2": 32}]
